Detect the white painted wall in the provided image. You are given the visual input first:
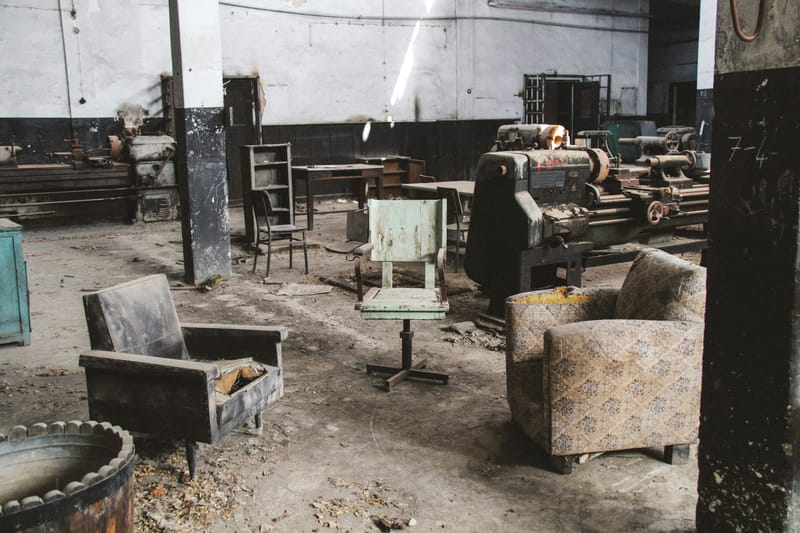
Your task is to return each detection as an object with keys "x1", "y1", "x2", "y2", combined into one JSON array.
[
  {"x1": 169, "y1": 0, "x2": 224, "y2": 109},
  {"x1": 696, "y1": 0, "x2": 717, "y2": 89},
  {"x1": 0, "y1": 0, "x2": 649, "y2": 122},
  {"x1": 0, "y1": 0, "x2": 172, "y2": 120}
]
